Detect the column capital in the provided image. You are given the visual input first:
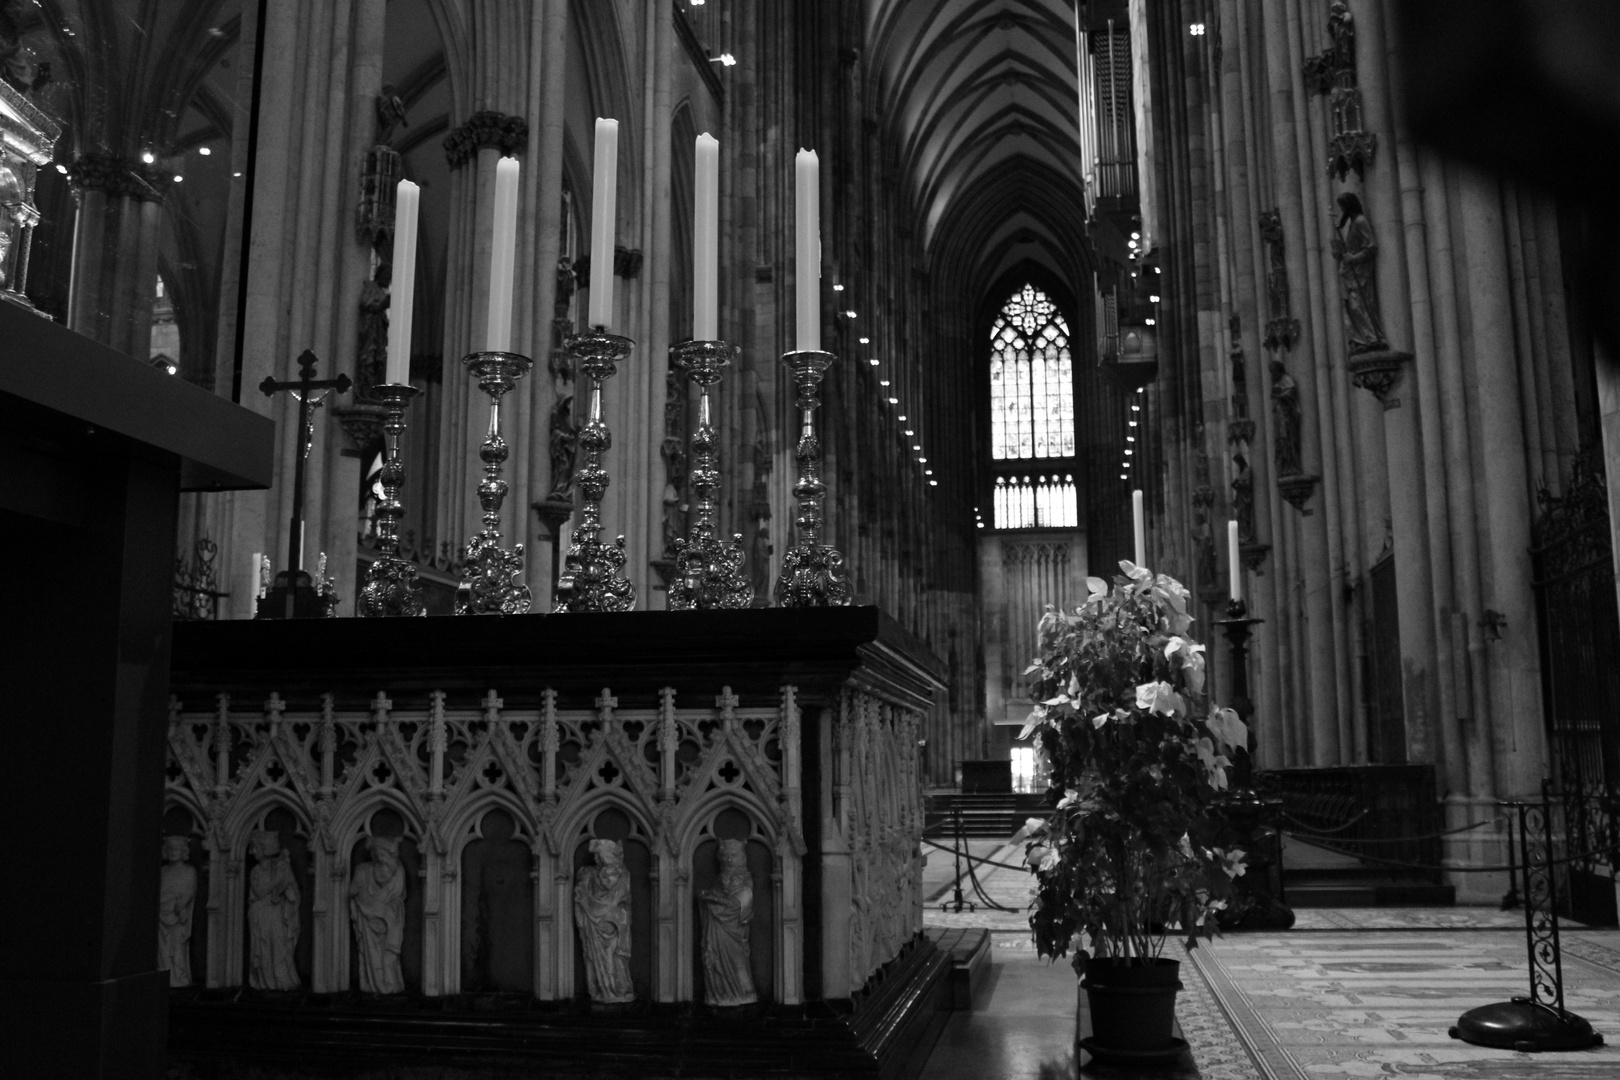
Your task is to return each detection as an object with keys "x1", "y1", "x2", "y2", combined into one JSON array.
[
  {"x1": 442, "y1": 110, "x2": 529, "y2": 170},
  {"x1": 64, "y1": 151, "x2": 169, "y2": 201}
]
